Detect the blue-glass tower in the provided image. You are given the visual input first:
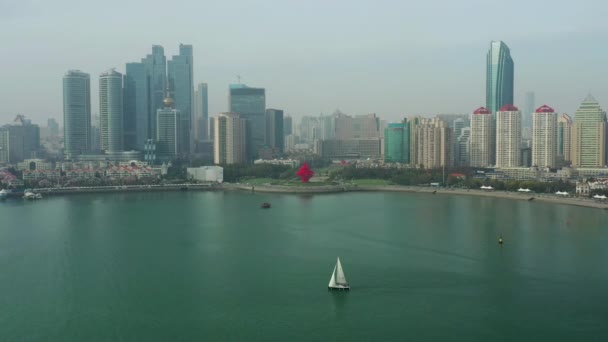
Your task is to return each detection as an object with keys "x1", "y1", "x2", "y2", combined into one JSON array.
[{"x1": 486, "y1": 41, "x2": 514, "y2": 115}]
